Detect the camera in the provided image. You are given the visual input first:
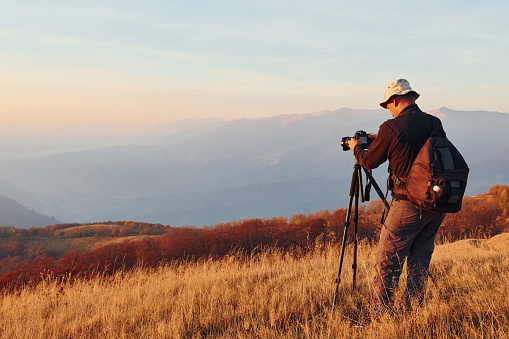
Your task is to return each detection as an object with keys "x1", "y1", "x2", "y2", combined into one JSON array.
[{"x1": 340, "y1": 130, "x2": 372, "y2": 151}]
